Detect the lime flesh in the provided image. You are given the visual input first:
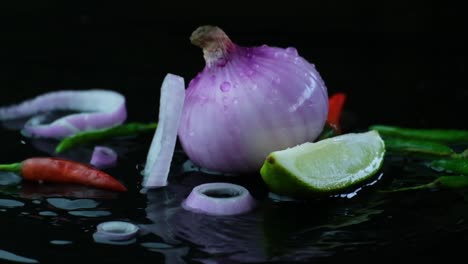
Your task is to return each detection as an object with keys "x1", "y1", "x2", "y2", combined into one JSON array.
[{"x1": 260, "y1": 131, "x2": 385, "y2": 197}]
